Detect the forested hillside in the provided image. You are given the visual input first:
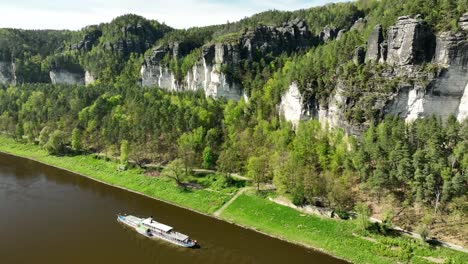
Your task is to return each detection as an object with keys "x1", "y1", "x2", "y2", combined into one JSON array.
[{"x1": 0, "y1": 0, "x2": 467, "y2": 247}]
